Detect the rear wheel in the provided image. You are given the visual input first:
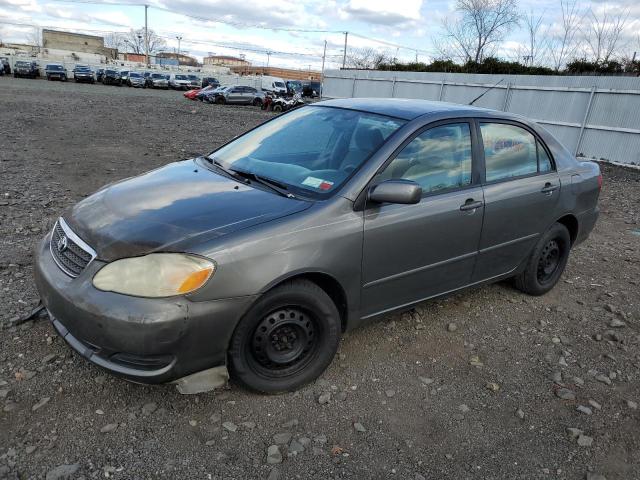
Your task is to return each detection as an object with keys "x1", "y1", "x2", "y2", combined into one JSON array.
[
  {"x1": 252, "y1": 97, "x2": 262, "y2": 107},
  {"x1": 514, "y1": 223, "x2": 571, "y2": 296},
  {"x1": 272, "y1": 104, "x2": 283, "y2": 112},
  {"x1": 228, "y1": 279, "x2": 341, "y2": 393},
  {"x1": 215, "y1": 96, "x2": 225, "y2": 104}
]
